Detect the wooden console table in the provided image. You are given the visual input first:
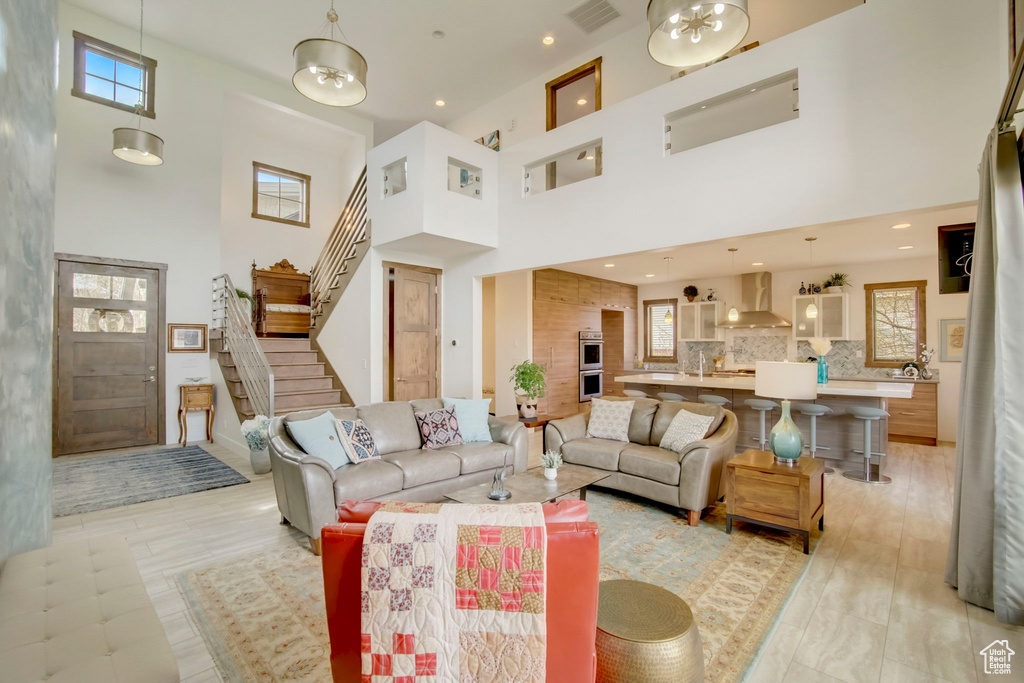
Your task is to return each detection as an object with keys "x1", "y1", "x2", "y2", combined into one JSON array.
[
  {"x1": 178, "y1": 383, "x2": 214, "y2": 446},
  {"x1": 725, "y1": 450, "x2": 824, "y2": 554}
]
